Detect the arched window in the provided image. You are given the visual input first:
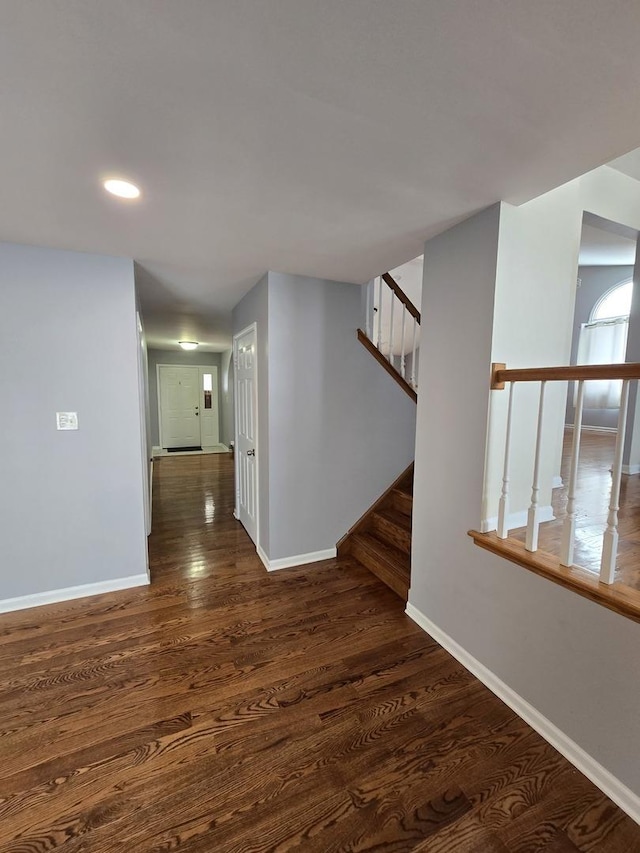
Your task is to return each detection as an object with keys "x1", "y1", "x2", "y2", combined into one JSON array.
[
  {"x1": 591, "y1": 279, "x2": 633, "y2": 322},
  {"x1": 577, "y1": 279, "x2": 632, "y2": 408}
]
